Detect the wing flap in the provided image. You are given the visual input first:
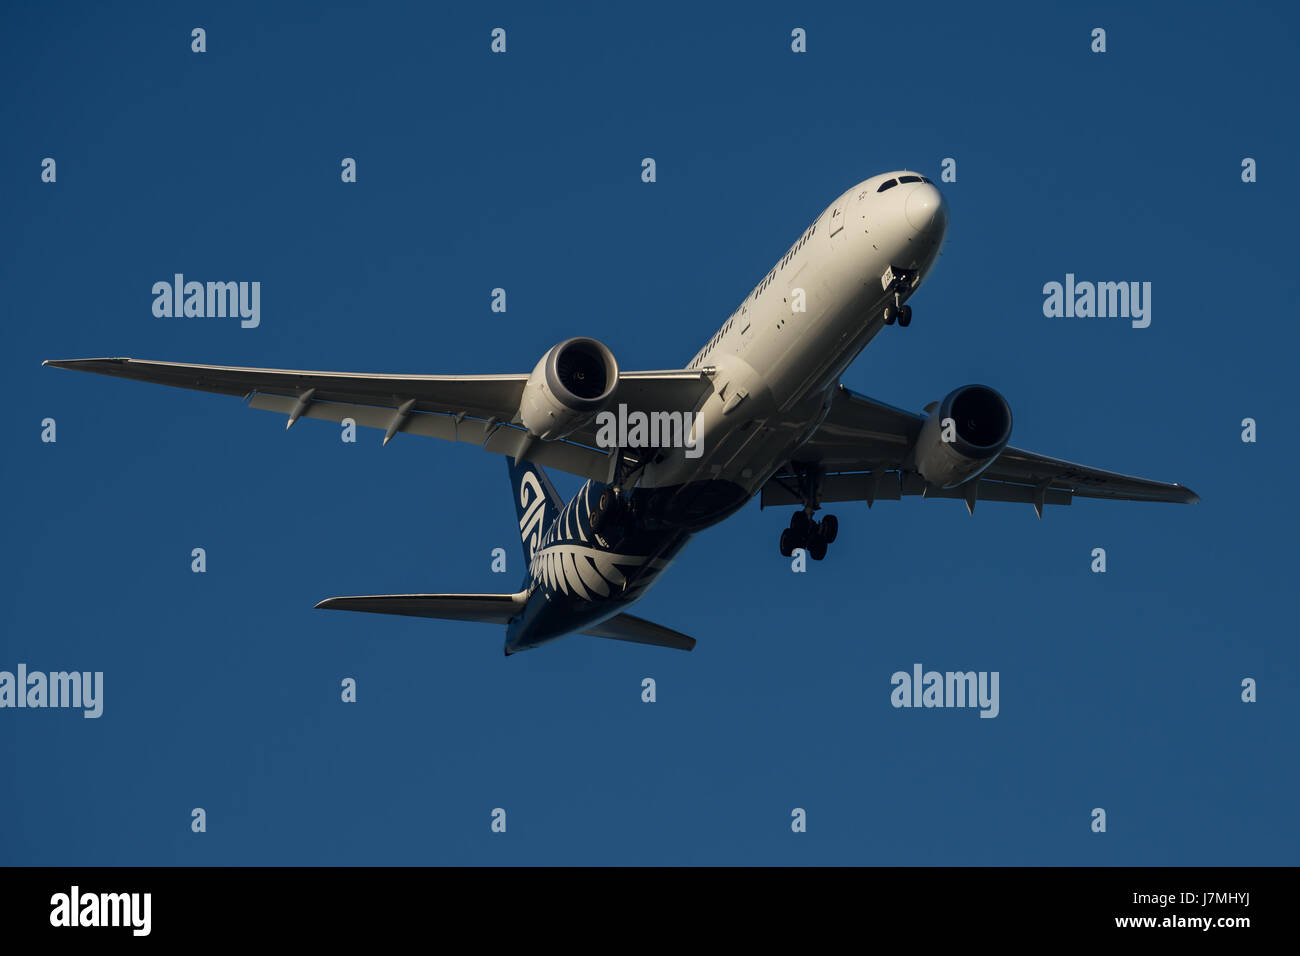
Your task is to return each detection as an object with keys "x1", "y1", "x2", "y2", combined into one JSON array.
[
  {"x1": 793, "y1": 386, "x2": 923, "y2": 467},
  {"x1": 611, "y1": 370, "x2": 715, "y2": 422},
  {"x1": 761, "y1": 471, "x2": 1074, "y2": 507},
  {"x1": 247, "y1": 392, "x2": 610, "y2": 476}
]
